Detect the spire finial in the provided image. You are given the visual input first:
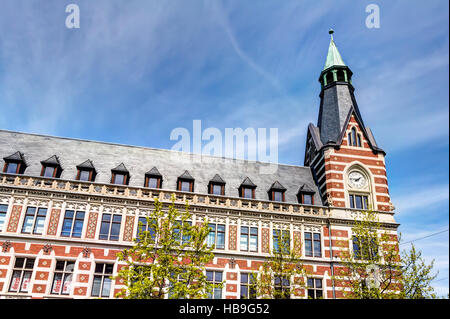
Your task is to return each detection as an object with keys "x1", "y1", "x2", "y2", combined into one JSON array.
[{"x1": 329, "y1": 29, "x2": 334, "y2": 40}]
